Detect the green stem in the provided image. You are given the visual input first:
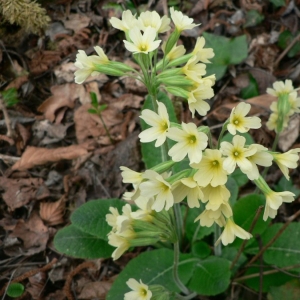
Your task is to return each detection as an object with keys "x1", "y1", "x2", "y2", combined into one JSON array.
[
  {"x1": 99, "y1": 113, "x2": 114, "y2": 144},
  {"x1": 173, "y1": 241, "x2": 190, "y2": 295},
  {"x1": 173, "y1": 203, "x2": 183, "y2": 245},
  {"x1": 271, "y1": 133, "x2": 279, "y2": 151},
  {"x1": 214, "y1": 224, "x2": 222, "y2": 256},
  {"x1": 217, "y1": 120, "x2": 229, "y2": 149}
]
